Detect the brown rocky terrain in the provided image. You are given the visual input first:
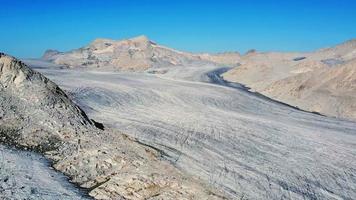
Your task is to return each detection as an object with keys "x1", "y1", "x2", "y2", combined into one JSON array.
[
  {"x1": 262, "y1": 58, "x2": 356, "y2": 120},
  {"x1": 223, "y1": 39, "x2": 356, "y2": 121}
]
